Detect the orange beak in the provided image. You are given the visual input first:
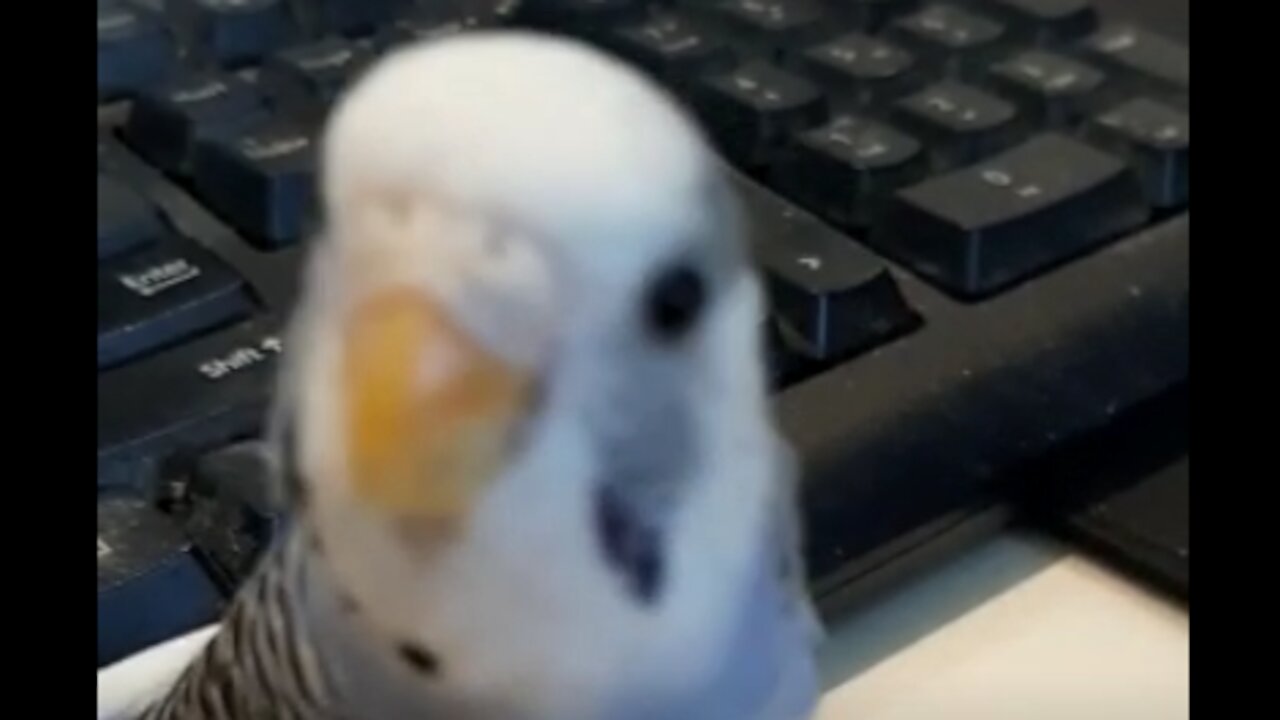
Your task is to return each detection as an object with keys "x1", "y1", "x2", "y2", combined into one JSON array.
[{"x1": 341, "y1": 287, "x2": 533, "y2": 523}]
